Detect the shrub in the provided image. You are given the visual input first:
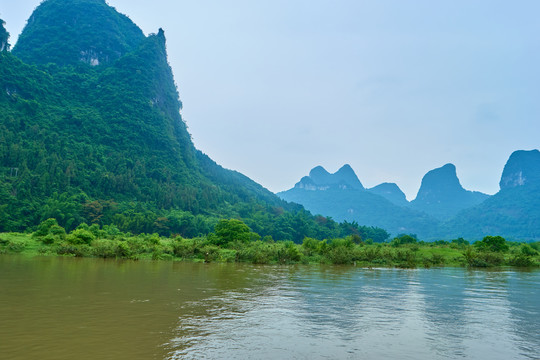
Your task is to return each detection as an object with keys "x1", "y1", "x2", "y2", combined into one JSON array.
[
  {"x1": 509, "y1": 254, "x2": 535, "y2": 267},
  {"x1": 92, "y1": 239, "x2": 117, "y2": 258},
  {"x1": 328, "y1": 246, "x2": 354, "y2": 265},
  {"x1": 302, "y1": 237, "x2": 319, "y2": 256},
  {"x1": 41, "y1": 234, "x2": 56, "y2": 245},
  {"x1": 276, "y1": 241, "x2": 301, "y2": 264},
  {"x1": 475, "y1": 236, "x2": 508, "y2": 252},
  {"x1": 55, "y1": 242, "x2": 91, "y2": 257},
  {"x1": 464, "y1": 247, "x2": 504, "y2": 267},
  {"x1": 33, "y1": 218, "x2": 59, "y2": 237},
  {"x1": 173, "y1": 238, "x2": 197, "y2": 258},
  {"x1": 360, "y1": 246, "x2": 381, "y2": 262},
  {"x1": 67, "y1": 229, "x2": 95, "y2": 245},
  {"x1": 521, "y1": 244, "x2": 538, "y2": 256},
  {"x1": 7, "y1": 241, "x2": 25, "y2": 253},
  {"x1": 200, "y1": 245, "x2": 220, "y2": 262}
]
